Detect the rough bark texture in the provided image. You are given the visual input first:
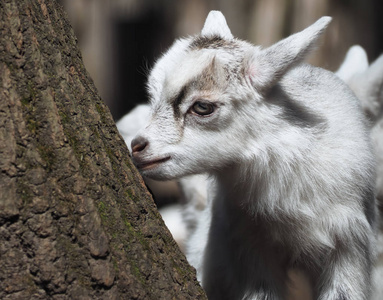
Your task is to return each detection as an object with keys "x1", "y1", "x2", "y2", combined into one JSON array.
[{"x1": 0, "y1": 0, "x2": 207, "y2": 299}]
